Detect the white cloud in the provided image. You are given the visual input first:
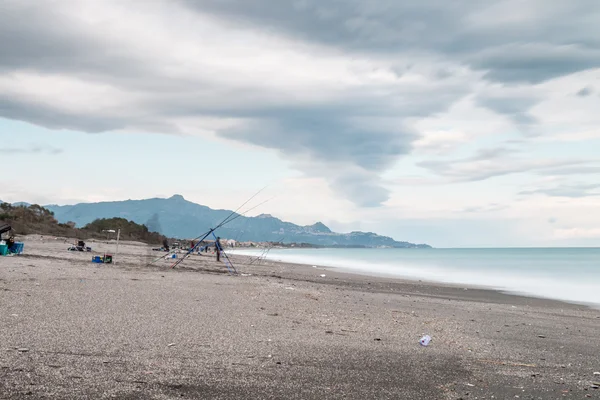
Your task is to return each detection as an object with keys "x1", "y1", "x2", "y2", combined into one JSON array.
[{"x1": 2, "y1": 0, "x2": 600, "y2": 245}]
